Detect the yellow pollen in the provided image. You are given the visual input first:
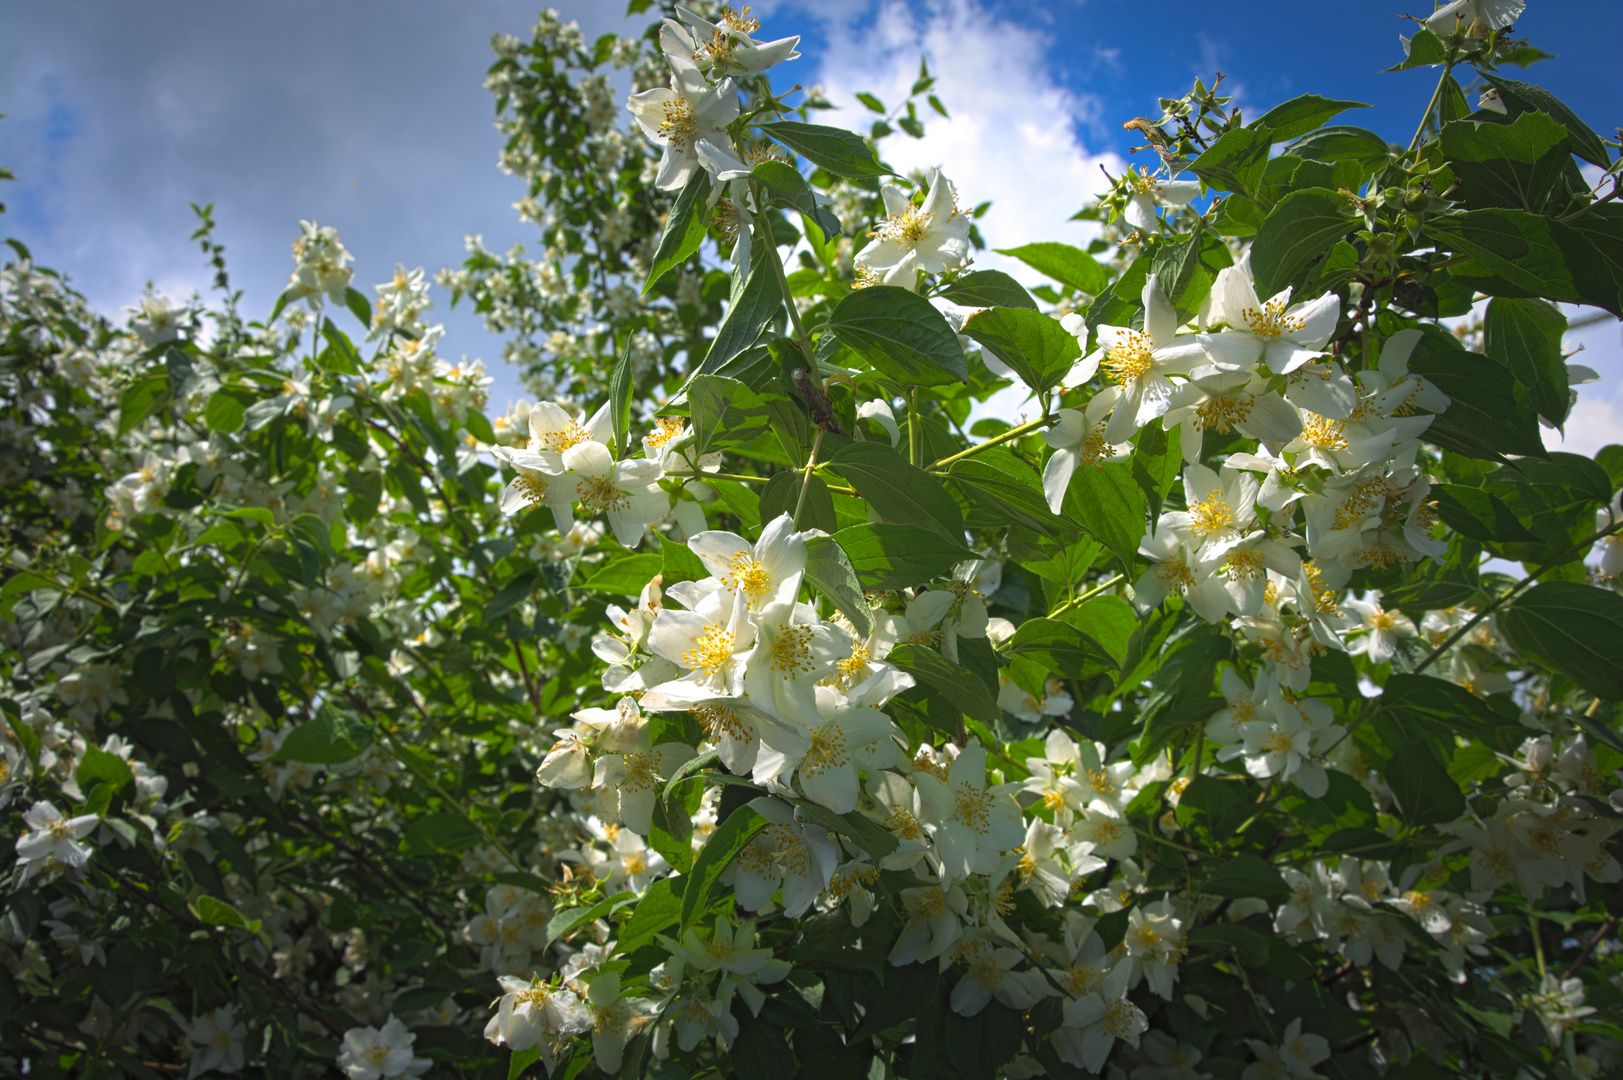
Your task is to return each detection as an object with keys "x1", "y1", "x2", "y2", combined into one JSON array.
[
  {"x1": 1481, "y1": 848, "x2": 1515, "y2": 880},
  {"x1": 534, "y1": 422, "x2": 589, "y2": 454},
  {"x1": 621, "y1": 751, "x2": 661, "y2": 792},
  {"x1": 905, "y1": 629, "x2": 943, "y2": 646},
  {"x1": 1087, "y1": 769, "x2": 1119, "y2": 796},
  {"x1": 1058, "y1": 963, "x2": 1097, "y2": 995},
  {"x1": 1262, "y1": 730, "x2": 1293, "y2": 754},
  {"x1": 680, "y1": 624, "x2": 736, "y2": 677},
  {"x1": 1303, "y1": 561, "x2": 1342, "y2": 616},
  {"x1": 1078, "y1": 425, "x2": 1112, "y2": 465},
  {"x1": 578, "y1": 474, "x2": 629, "y2": 512},
  {"x1": 906, "y1": 888, "x2": 946, "y2": 921},
  {"x1": 1100, "y1": 998, "x2": 1138, "y2": 1038},
  {"x1": 1194, "y1": 393, "x2": 1255, "y2": 433},
  {"x1": 768, "y1": 624, "x2": 815, "y2": 675},
  {"x1": 1089, "y1": 818, "x2": 1125, "y2": 845},
  {"x1": 1103, "y1": 329, "x2": 1155, "y2": 383},
  {"x1": 912, "y1": 751, "x2": 950, "y2": 781},
  {"x1": 1153, "y1": 554, "x2": 1196, "y2": 592},
  {"x1": 1225, "y1": 549, "x2": 1266, "y2": 580},
  {"x1": 1402, "y1": 890, "x2": 1435, "y2": 914},
  {"x1": 624, "y1": 852, "x2": 647, "y2": 875},
  {"x1": 953, "y1": 782, "x2": 993, "y2": 835},
  {"x1": 1041, "y1": 789, "x2": 1068, "y2": 814},
  {"x1": 876, "y1": 207, "x2": 936, "y2": 251},
  {"x1": 819, "y1": 644, "x2": 871, "y2": 690},
  {"x1": 1371, "y1": 611, "x2": 1395, "y2": 631},
  {"x1": 1188, "y1": 492, "x2": 1235, "y2": 537},
  {"x1": 643, "y1": 416, "x2": 685, "y2": 451},
  {"x1": 882, "y1": 806, "x2": 924, "y2": 841},
  {"x1": 1332, "y1": 478, "x2": 1387, "y2": 531},
  {"x1": 1241, "y1": 298, "x2": 1304, "y2": 341},
  {"x1": 658, "y1": 97, "x2": 698, "y2": 151},
  {"x1": 695, "y1": 703, "x2": 749, "y2": 743},
  {"x1": 1300, "y1": 412, "x2": 1348, "y2": 452},
  {"x1": 723, "y1": 552, "x2": 772, "y2": 604},
  {"x1": 1134, "y1": 924, "x2": 1162, "y2": 949},
  {"x1": 801, "y1": 723, "x2": 850, "y2": 778}
]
